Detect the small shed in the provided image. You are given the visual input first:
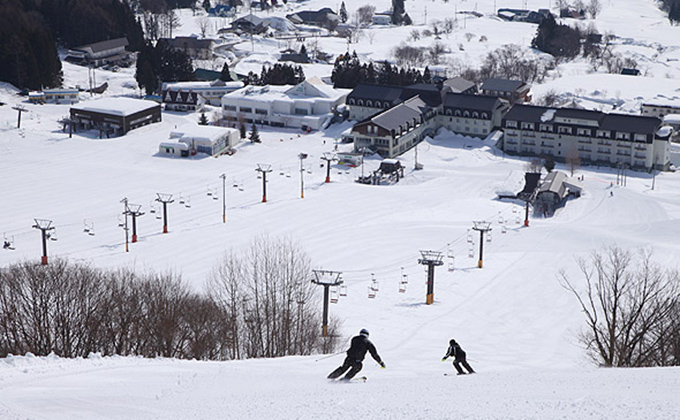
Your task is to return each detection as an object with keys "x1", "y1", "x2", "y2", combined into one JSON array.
[
  {"x1": 168, "y1": 124, "x2": 240, "y2": 156},
  {"x1": 159, "y1": 141, "x2": 190, "y2": 157}
]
